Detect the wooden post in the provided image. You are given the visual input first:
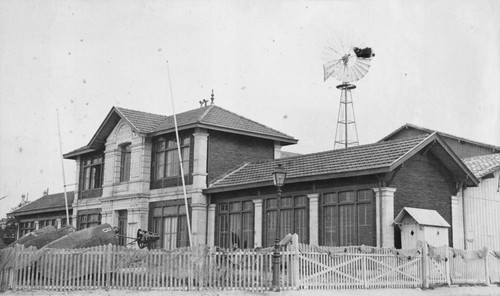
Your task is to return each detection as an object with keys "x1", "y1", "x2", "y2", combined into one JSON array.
[
  {"x1": 421, "y1": 242, "x2": 429, "y2": 288},
  {"x1": 445, "y1": 246, "x2": 451, "y2": 286},
  {"x1": 484, "y1": 247, "x2": 490, "y2": 286},
  {"x1": 291, "y1": 234, "x2": 299, "y2": 290}
]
